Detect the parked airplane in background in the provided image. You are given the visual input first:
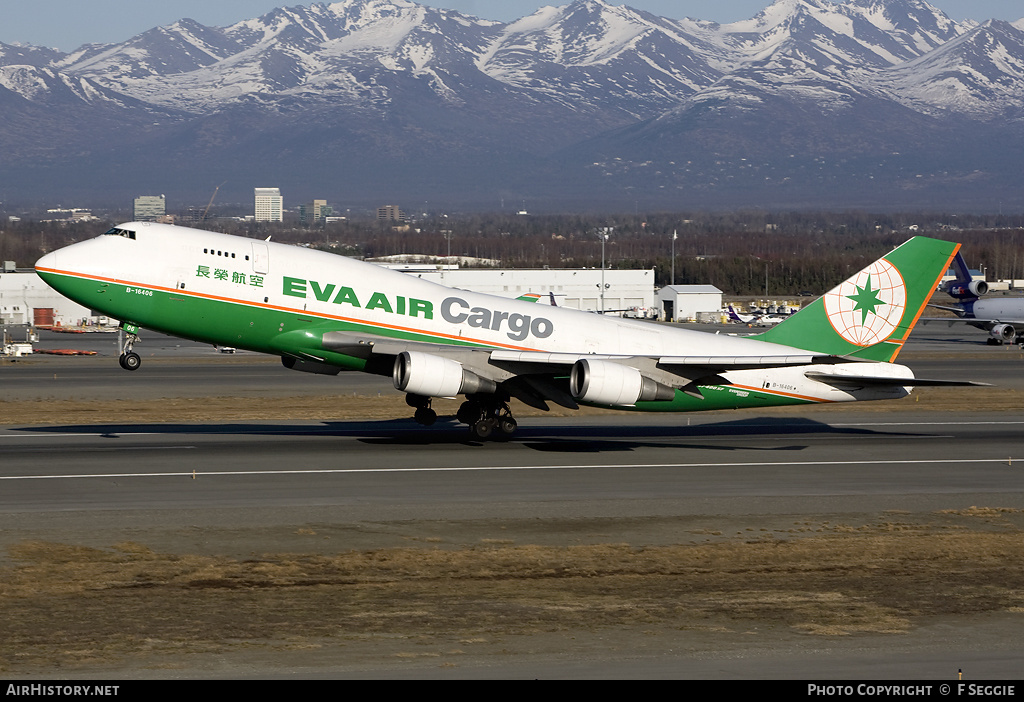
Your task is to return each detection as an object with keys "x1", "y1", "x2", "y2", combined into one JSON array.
[
  {"x1": 516, "y1": 292, "x2": 559, "y2": 306},
  {"x1": 35, "y1": 224, "x2": 980, "y2": 439},
  {"x1": 726, "y1": 304, "x2": 785, "y2": 326},
  {"x1": 923, "y1": 251, "x2": 1024, "y2": 346}
]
